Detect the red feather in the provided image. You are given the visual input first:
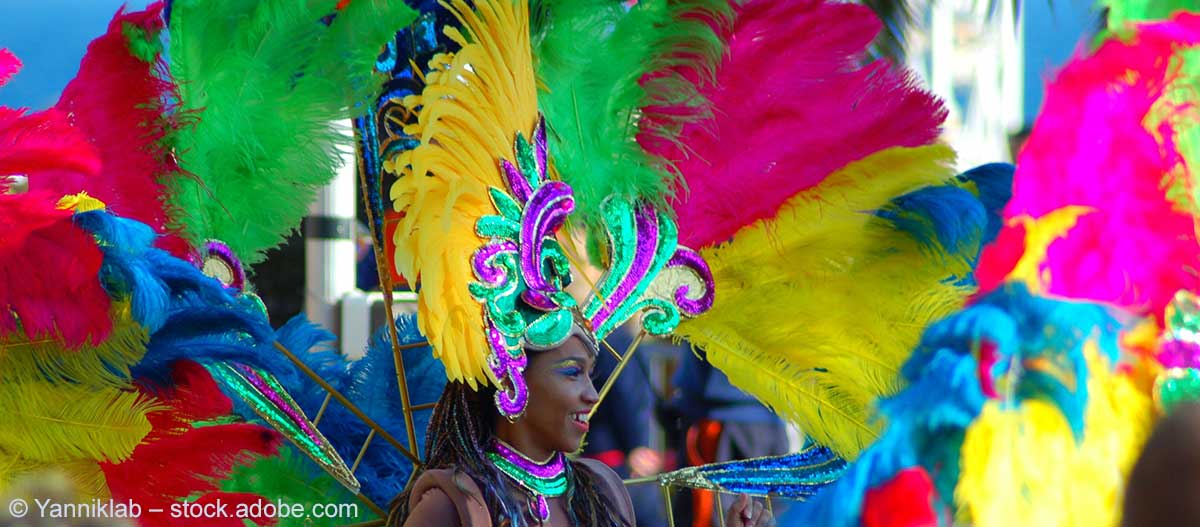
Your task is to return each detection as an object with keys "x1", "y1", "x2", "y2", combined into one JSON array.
[
  {"x1": 33, "y1": 3, "x2": 190, "y2": 255},
  {"x1": 640, "y1": 0, "x2": 946, "y2": 249},
  {"x1": 0, "y1": 107, "x2": 102, "y2": 181},
  {"x1": 104, "y1": 361, "x2": 281, "y2": 527},
  {"x1": 0, "y1": 192, "x2": 111, "y2": 347},
  {"x1": 862, "y1": 467, "x2": 942, "y2": 527},
  {"x1": 973, "y1": 222, "x2": 1028, "y2": 297}
]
